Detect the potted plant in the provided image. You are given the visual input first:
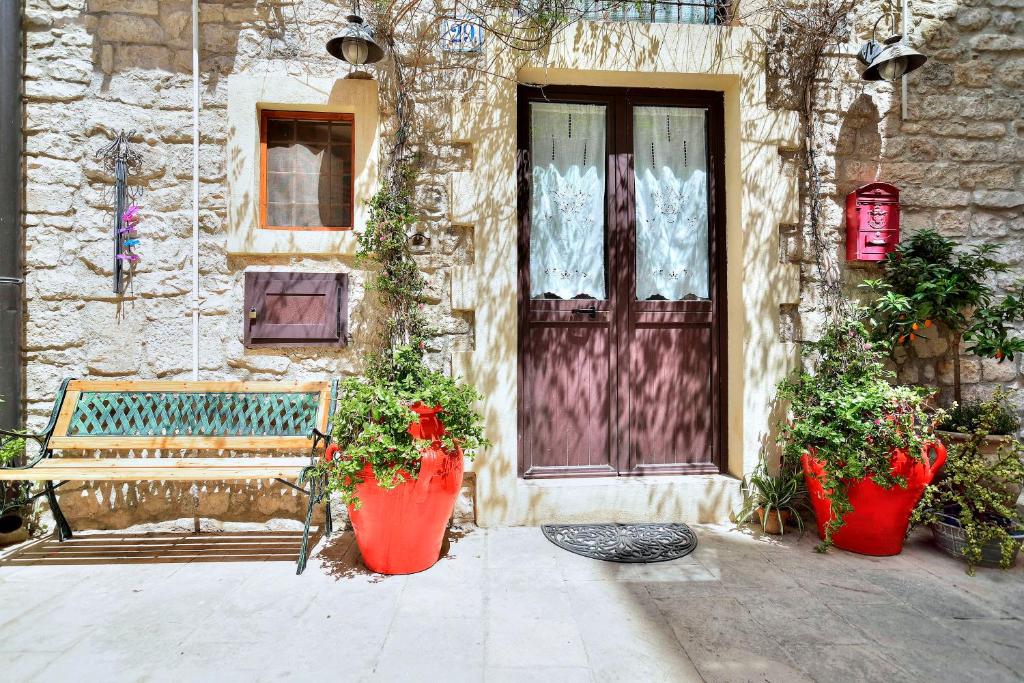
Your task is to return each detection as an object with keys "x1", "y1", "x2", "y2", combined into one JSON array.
[
  {"x1": 934, "y1": 387, "x2": 1020, "y2": 462},
  {"x1": 735, "y1": 457, "x2": 806, "y2": 535},
  {"x1": 778, "y1": 316, "x2": 946, "y2": 555},
  {"x1": 314, "y1": 346, "x2": 488, "y2": 575},
  {"x1": 912, "y1": 434, "x2": 1024, "y2": 574},
  {"x1": 0, "y1": 427, "x2": 31, "y2": 546},
  {"x1": 864, "y1": 229, "x2": 1024, "y2": 404}
]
